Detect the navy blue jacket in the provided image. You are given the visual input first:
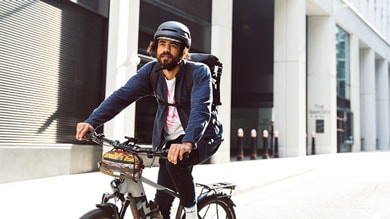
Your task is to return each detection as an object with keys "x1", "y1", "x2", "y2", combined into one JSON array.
[{"x1": 85, "y1": 60, "x2": 223, "y2": 150}]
